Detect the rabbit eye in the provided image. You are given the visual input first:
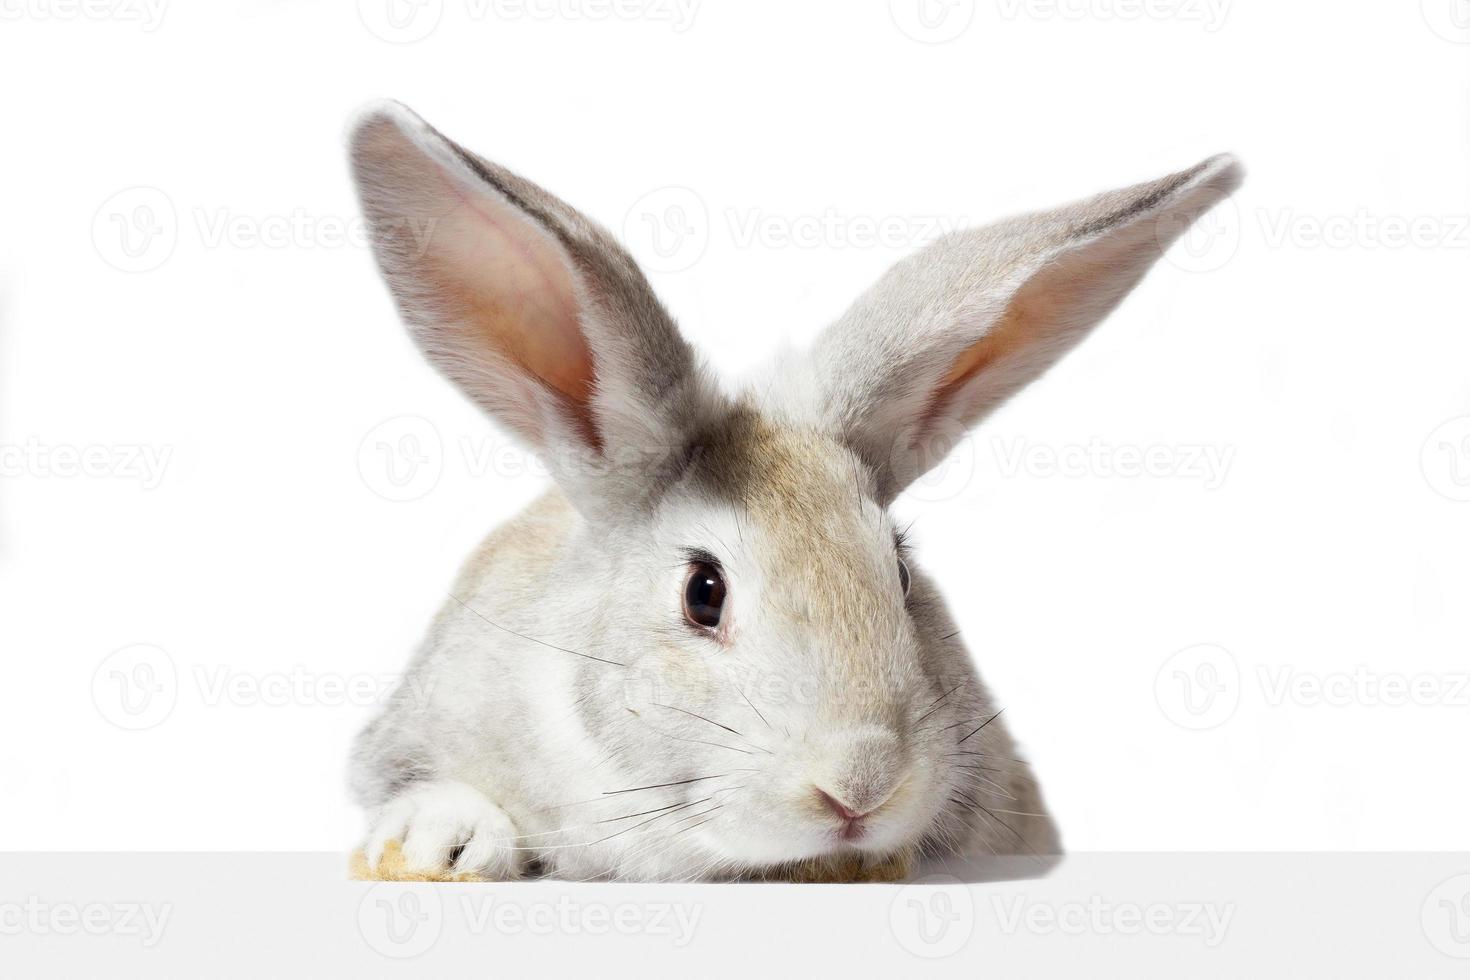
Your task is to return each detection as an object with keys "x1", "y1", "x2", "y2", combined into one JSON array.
[
  {"x1": 683, "y1": 560, "x2": 726, "y2": 630},
  {"x1": 898, "y1": 557, "x2": 911, "y2": 596}
]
